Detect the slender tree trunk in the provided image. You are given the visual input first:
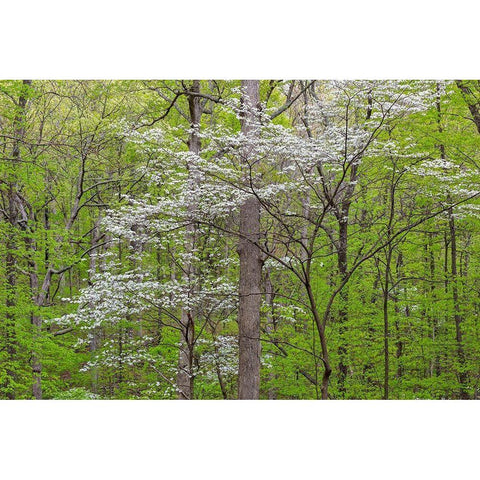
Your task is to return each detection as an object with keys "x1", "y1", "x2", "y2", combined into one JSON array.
[
  {"x1": 383, "y1": 247, "x2": 392, "y2": 400},
  {"x1": 382, "y1": 165, "x2": 397, "y2": 400},
  {"x1": 28, "y1": 254, "x2": 53, "y2": 400},
  {"x1": 393, "y1": 252, "x2": 404, "y2": 381},
  {"x1": 4, "y1": 231, "x2": 18, "y2": 399},
  {"x1": 305, "y1": 280, "x2": 332, "y2": 399},
  {"x1": 264, "y1": 267, "x2": 278, "y2": 399},
  {"x1": 2, "y1": 80, "x2": 31, "y2": 399},
  {"x1": 436, "y1": 84, "x2": 469, "y2": 398},
  {"x1": 29, "y1": 268, "x2": 42, "y2": 400},
  {"x1": 89, "y1": 221, "x2": 102, "y2": 394},
  {"x1": 426, "y1": 232, "x2": 441, "y2": 378},
  {"x1": 28, "y1": 195, "x2": 55, "y2": 399},
  {"x1": 213, "y1": 339, "x2": 229, "y2": 400},
  {"x1": 237, "y1": 80, "x2": 262, "y2": 399},
  {"x1": 177, "y1": 80, "x2": 202, "y2": 400},
  {"x1": 455, "y1": 80, "x2": 480, "y2": 134},
  {"x1": 448, "y1": 208, "x2": 469, "y2": 399},
  {"x1": 335, "y1": 131, "x2": 361, "y2": 396},
  {"x1": 337, "y1": 214, "x2": 349, "y2": 396}
]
